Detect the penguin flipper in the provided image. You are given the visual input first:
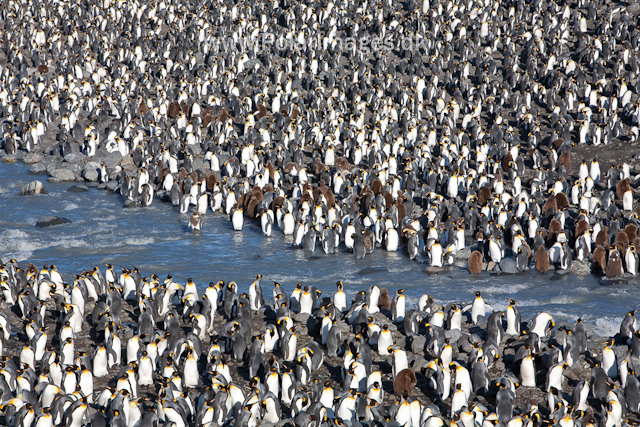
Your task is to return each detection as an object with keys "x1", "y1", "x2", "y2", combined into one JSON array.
[
  {"x1": 485, "y1": 304, "x2": 495, "y2": 312},
  {"x1": 462, "y1": 304, "x2": 472, "y2": 312}
]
